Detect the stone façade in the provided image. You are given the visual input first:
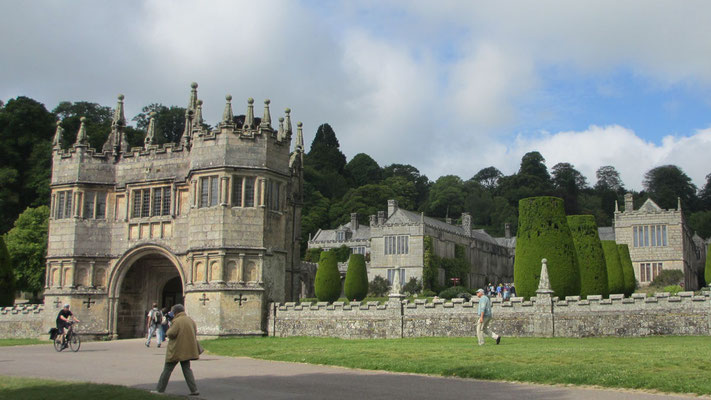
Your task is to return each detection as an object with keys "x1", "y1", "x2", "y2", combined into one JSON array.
[{"x1": 42, "y1": 83, "x2": 304, "y2": 338}]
